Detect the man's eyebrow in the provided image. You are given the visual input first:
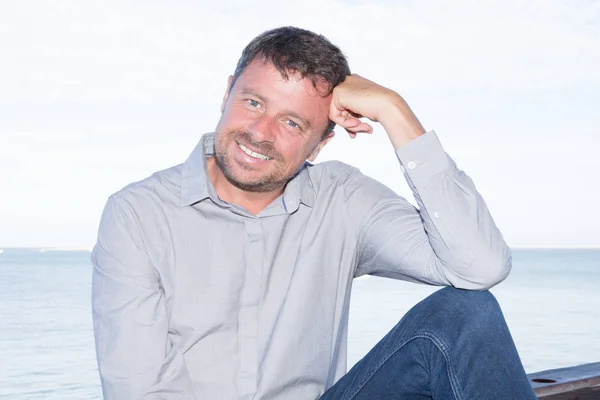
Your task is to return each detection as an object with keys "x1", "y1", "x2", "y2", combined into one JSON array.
[
  {"x1": 239, "y1": 89, "x2": 311, "y2": 129},
  {"x1": 239, "y1": 89, "x2": 267, "y2": 103}
]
